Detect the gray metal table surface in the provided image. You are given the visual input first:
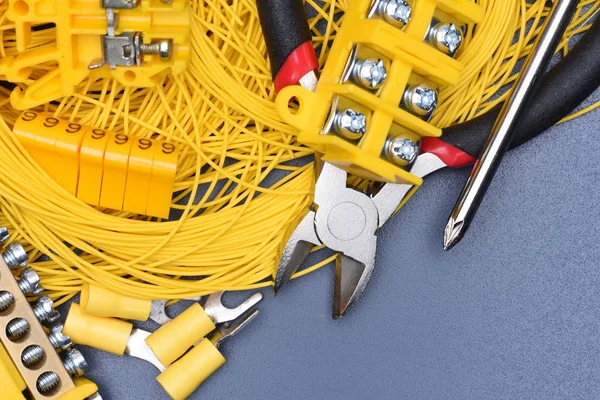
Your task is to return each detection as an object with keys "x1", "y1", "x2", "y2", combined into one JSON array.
[{"x1": 70, "y1": 88, "x2": 600, "y2": 399}]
